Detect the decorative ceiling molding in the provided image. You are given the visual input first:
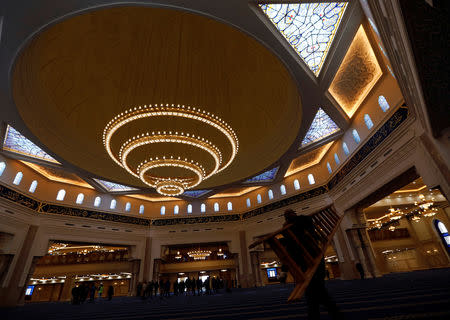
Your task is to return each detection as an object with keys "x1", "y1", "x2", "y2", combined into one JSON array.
[
  {"x1": 244, "y1": 167, "x2": 279, "y2": 183},
  {"x1": 329, "y1": 25, "x2": 382, "y2": 118},
  {"x1": 182, "y1": 190, "x2": 213, "y2": 198},
  {"x1": 3, "y1": 125, "x2": 59, "y2": 164},
  {"x1": 92, "y1": 178, "x2": 137, "y2": 193},
  {"x1": 285, "y1": 142, "x2": 333, "y2": 177},
  {"x1": 21, "y1": 161, "x2": 93, "y2": 189},
  {"x1": 259, "y1": 2, "x2": 347, "y2": 76},
  {"x1": 209, "y1": 186, "x2": 261, "y2": 199},
  {"x1": 301, "y1": 108, "x2": 339, "y2": 147},
  {"x1": 126, "y1": 194, "x2": 179, "y2": 202}
]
